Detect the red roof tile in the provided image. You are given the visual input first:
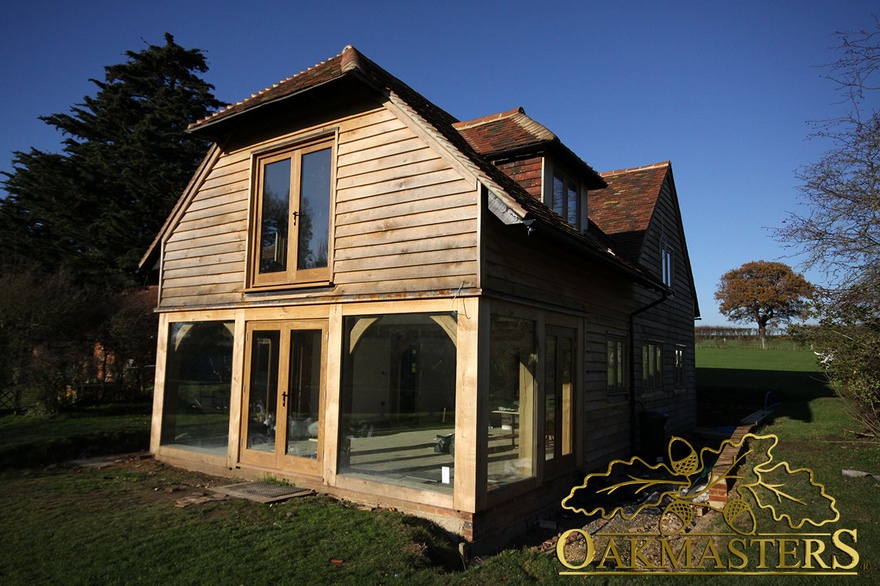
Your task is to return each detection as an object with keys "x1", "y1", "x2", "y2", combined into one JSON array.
[
  {"x1": 589, "y1": 162, "x2": 670, "y2": 262},
  {"x1": 453, "y1": 107, "x2": 555, "y2": 154}
]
